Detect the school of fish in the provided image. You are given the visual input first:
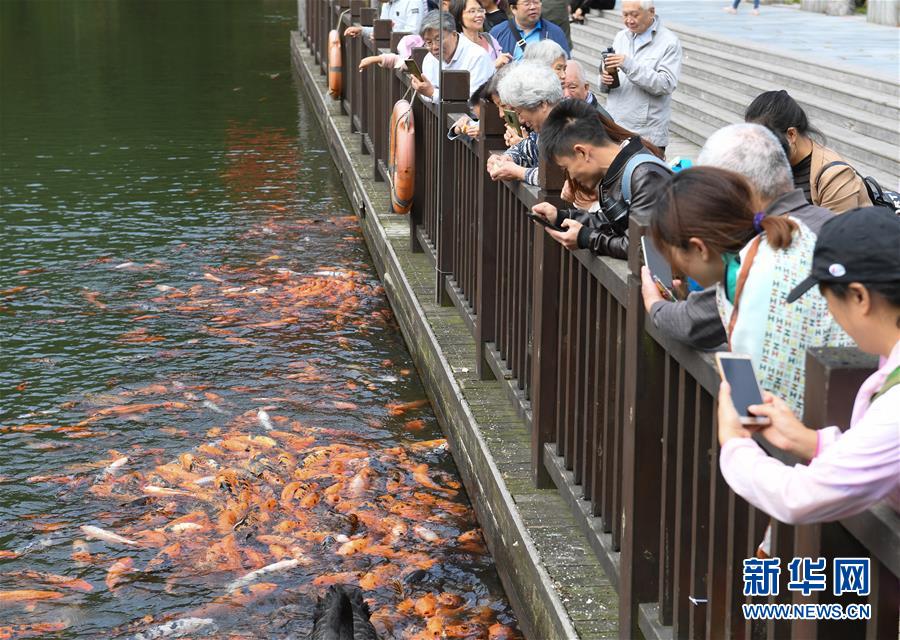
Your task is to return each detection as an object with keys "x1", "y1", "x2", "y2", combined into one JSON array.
[{"x1": 0, "y1": 125, "x2": 521, "y2": 638}]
